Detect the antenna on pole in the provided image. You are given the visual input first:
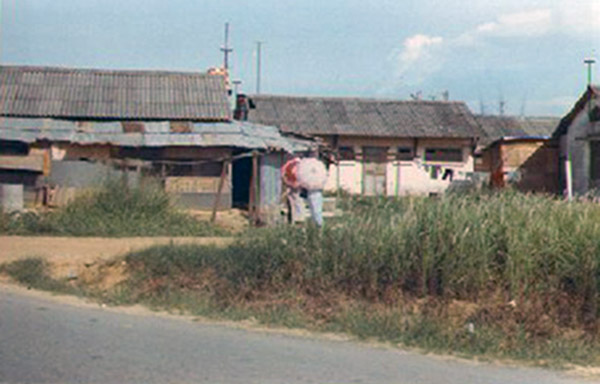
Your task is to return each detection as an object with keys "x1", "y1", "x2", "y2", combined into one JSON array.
[
  {"x1": 220, "y1": 22, "x2": 233, "y2": 70},
  {"x1": 256, "y1": 41, "x2": 263, "y2": 94},
  {"x1": 232, "y1": 80, "x2": 242, "y2": 97},
  {"x1": 584, "y1": 57, "x2": 596, "y2": 87},
  {"x1": 498, "y1": 87, "x2": 505, "y2": 116}
]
